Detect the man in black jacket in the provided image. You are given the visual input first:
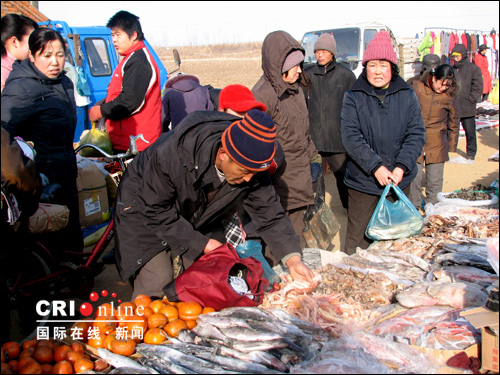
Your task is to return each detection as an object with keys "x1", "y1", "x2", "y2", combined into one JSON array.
[
  {"x1": 451, "y1": 44, "x2": 483, "y2": 160},
  {"x1": 306, "y1": 33, "x2": 356, "y2": 209},
  {"x1": 114, "y1": 109, "x2": 314, "y2": 299}
]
